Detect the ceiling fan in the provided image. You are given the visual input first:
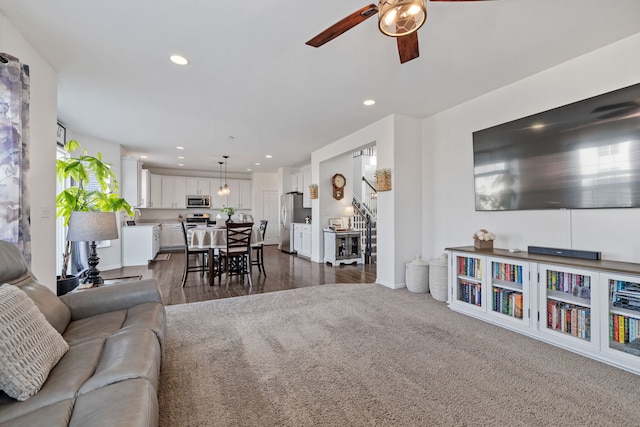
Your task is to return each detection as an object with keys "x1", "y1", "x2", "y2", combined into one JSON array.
[{"x1": 306, "y1": 0, "x2": 492, "y2": 64}]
